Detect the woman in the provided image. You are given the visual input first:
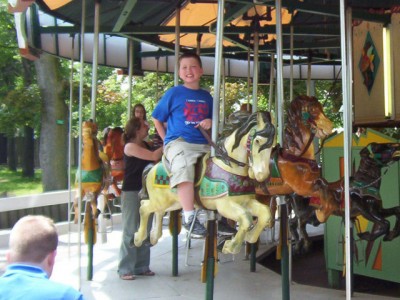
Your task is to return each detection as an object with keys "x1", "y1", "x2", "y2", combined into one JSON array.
[
  {"x1": 132, "y1": 103, "x2": 147, "y2": 120},
  {"x1": 133, "y1": 102, "x2": 163, "y2": 149},
  {"x1": 118, "y1": 117, "x2": 163, "y2": 280}
]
